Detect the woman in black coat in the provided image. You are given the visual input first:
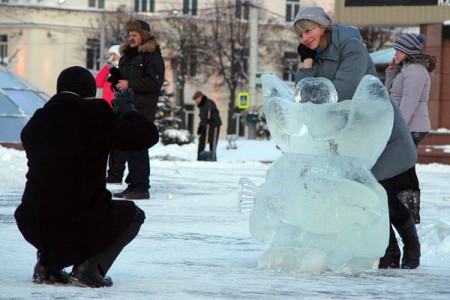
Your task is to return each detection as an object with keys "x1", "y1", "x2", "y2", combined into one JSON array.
[{"x1": 14, "y1": 66, "x2": 159, "y2": 287}]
